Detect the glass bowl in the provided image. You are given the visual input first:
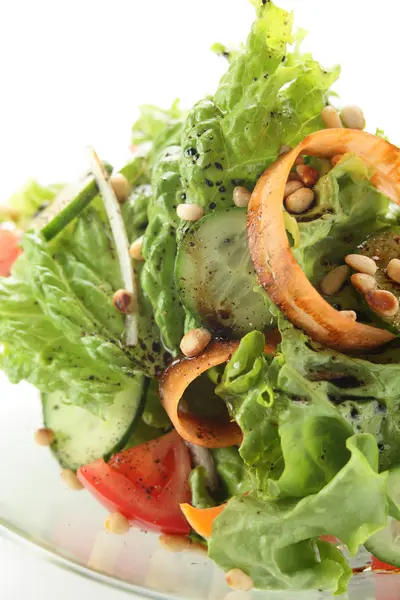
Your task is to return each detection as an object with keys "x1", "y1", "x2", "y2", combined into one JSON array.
[
  {"x1": 1, "y1": 373, "x2": 400, "y2": 600},
  {"x1": 1, "y1": 1, "x2": 400, "y2": 598}
]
